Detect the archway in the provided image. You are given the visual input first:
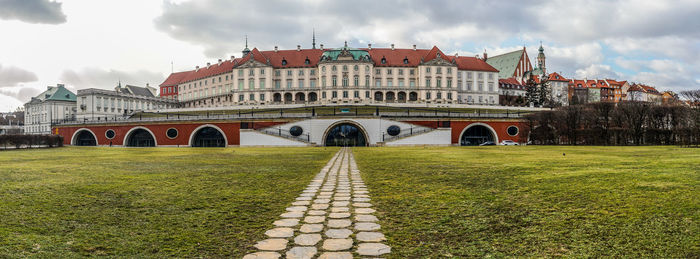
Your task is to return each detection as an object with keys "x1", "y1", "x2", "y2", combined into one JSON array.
[
  {"x1": 324, "y1": 122, "x2": 367, "y2": 146},
  {"x1": 73, "y1": 129, "x2": 97, "y2": 146},
  {"x1": 190, "y1": 126, "x2": 226, "y2": 147},
  {"x1": 125, "y1": 128, "x2": 156, "y2": 147},
  {"x1": 295, "y1": 92, "x2": 306, "y2": 102},
  {"x1": 397, "y1": 91, "x2": 406, "y2": 102},
  {"x1": 460, "y1": 124, "x2": 497, "y2": 146},
  {"x1": 284, "y1": 93, "x2": 293, "y2": 103},
  {"x1": 308, "y1": 92, "x2": 318, "y2": 102},
  {"x1": 273, "y1": 93, "x2": 282, "y2": 102},
  {"x1": 386, "y1": 91, "x2": 395, "y2": 102},
  {"x1": 374, "y1": 91, "x2": 384, "y2": 101},
  {"x1": 409, "y1": 92, "x2": 418, "y2": 101}
]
